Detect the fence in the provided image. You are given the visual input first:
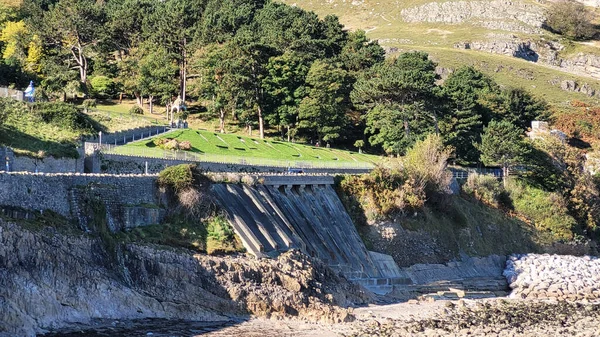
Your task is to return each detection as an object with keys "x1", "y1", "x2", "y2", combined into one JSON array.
[
  {"x1": 92, "y1": 142, "x2": 375, "y2": 170},
  {"x1": 0, "y1": 87, "x2": 24, "y2": 101}
]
